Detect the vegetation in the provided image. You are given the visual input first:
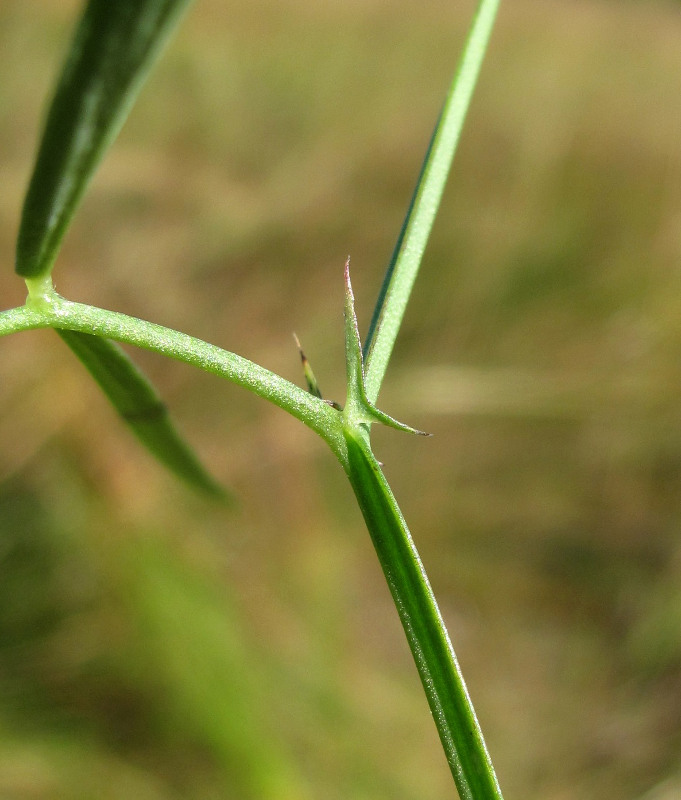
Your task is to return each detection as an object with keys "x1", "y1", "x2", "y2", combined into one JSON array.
[{"x1": 2, "y1": 1, "x2": 681, "y2": 798}]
